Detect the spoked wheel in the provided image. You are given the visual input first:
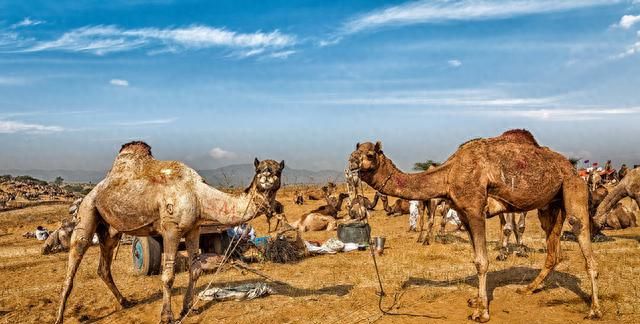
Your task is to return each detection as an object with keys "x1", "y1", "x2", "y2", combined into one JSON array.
[{"x1": 131, "y1": 236, "x2": 162, "y2": 276}]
